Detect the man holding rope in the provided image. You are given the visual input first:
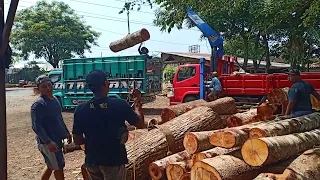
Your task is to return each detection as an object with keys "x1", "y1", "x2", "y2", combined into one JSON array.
[{"x1": 72, "y1": 70, "x2": 145, "y2": 180}]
